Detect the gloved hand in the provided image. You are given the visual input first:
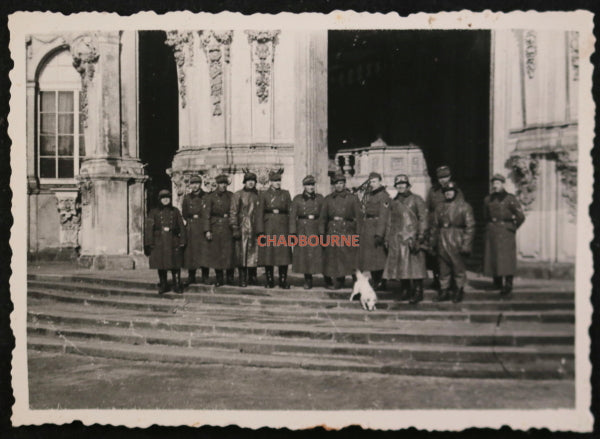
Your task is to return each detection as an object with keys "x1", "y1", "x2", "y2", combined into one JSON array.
[
  {"x1": 144, "y1": 245, "x2": 153, "y2": 257},
  {"x1": 232, "y1": 229, "x2": 242, "y2": 240},
  {"x1": 374, "y1": 235, "x2": 385, "y2": 247}
]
